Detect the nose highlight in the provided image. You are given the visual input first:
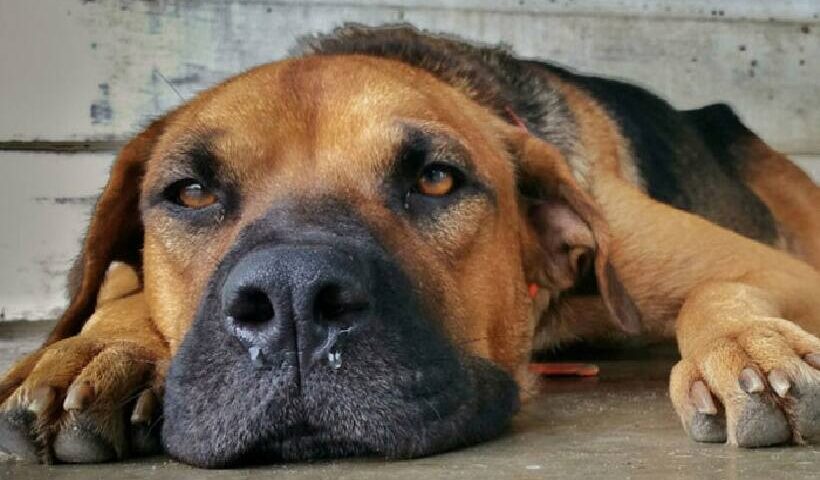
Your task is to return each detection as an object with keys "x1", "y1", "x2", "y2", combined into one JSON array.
[{"x1": 220, "y1": 245, "x2": 371, "y2": 377}]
